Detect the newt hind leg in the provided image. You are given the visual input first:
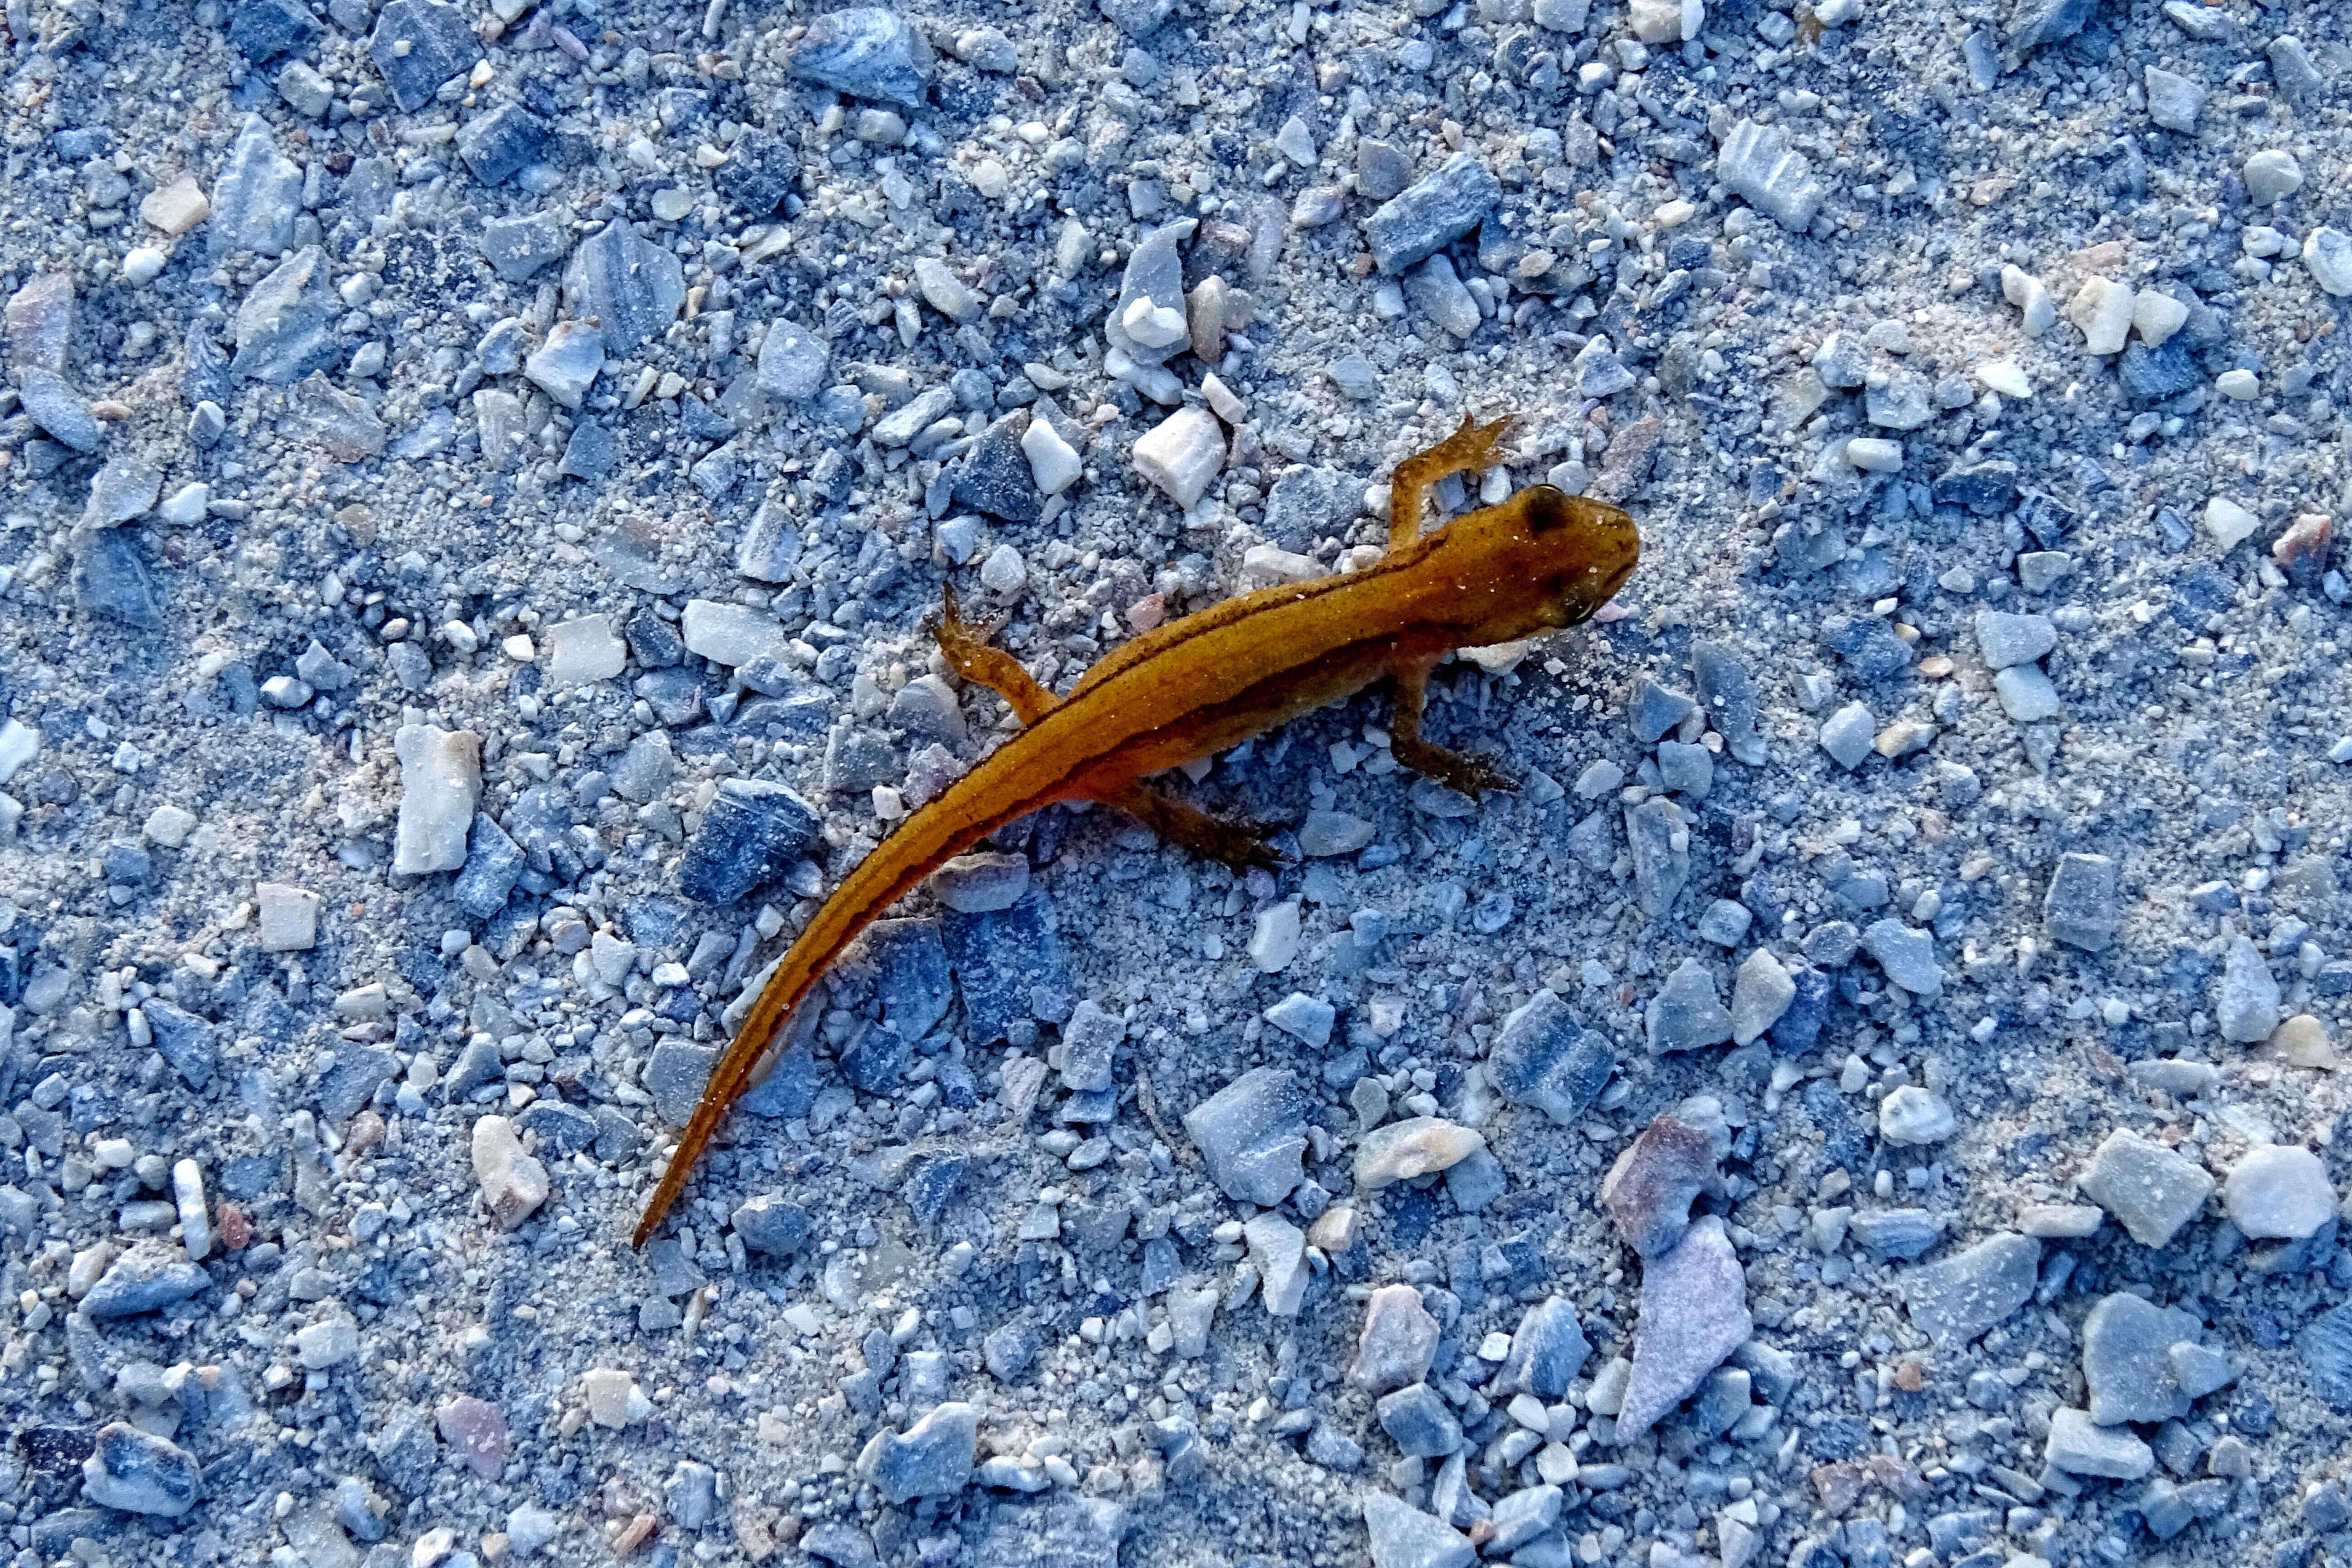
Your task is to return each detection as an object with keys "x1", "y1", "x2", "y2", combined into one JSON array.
[
  {"x1": 1388, "y1": 410, "x2": 1518, "y2": 550},
  {"x1": 1097, "y1": 783, "x2": 1285, "y2": 872},
  {"x1": 933, "y1": 584, "x2": 1057, "y2": 726},
  {"x1": 1392, "y1": 664, "x2": 1517, "y2": 797}
]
